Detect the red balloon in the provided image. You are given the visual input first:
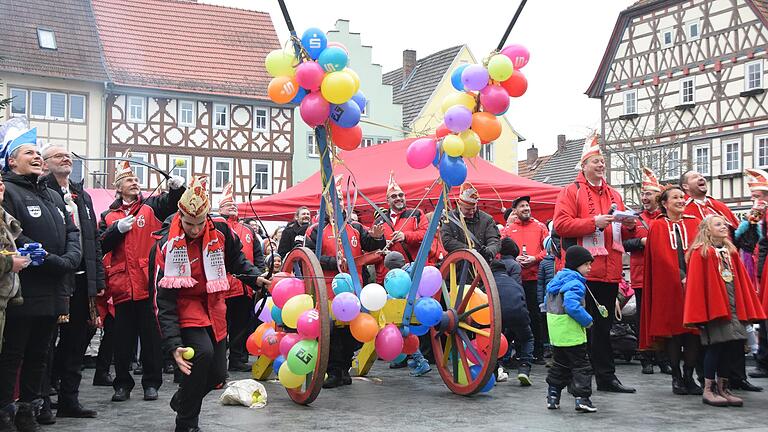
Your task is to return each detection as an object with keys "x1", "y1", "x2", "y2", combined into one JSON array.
[
  {"x1": 246, "y1": 333, "x2": 261, "y2": 356},
  {"x1": 498, "y1": 333, "x2": 509, "y2": 359},
  {"x1": 402, "y1": 334, "x2": 420, "y2": 355},
  {"x1": 501, "y1": 71, "x2": 528, "y2": 98},
  {"x1": 269, "y1": 271, "x2": 292, "y2": 294},
  {"x1": 262, "y1": 332, "x2": 283, "y2": 359},
  {"x1": 330, "y1": 123, "x2": 362, "y2": 151},
  {"x1": 435, "y1": 123, "x2": 450, "y2": 138}
]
